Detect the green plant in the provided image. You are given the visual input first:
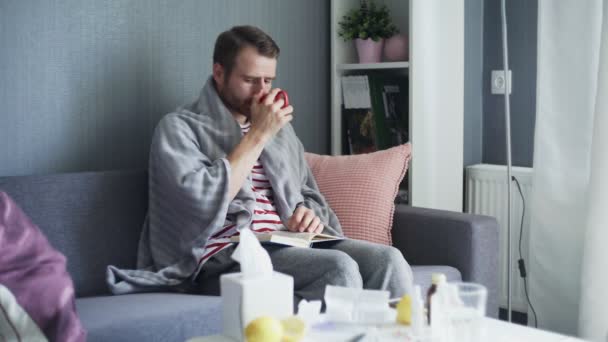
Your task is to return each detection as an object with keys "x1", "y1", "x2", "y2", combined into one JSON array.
[{"x1": 338, "y1": 0, "x2": 398, "y2": 42}]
